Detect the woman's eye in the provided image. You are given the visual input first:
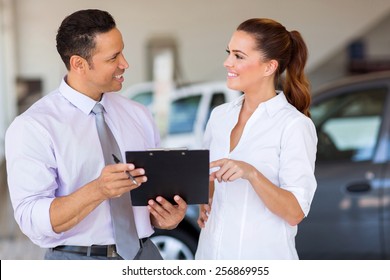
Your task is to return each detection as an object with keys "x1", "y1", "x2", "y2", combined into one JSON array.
[{"x1": 226, "y1": 49, "x2": 243, "y2": 60}]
